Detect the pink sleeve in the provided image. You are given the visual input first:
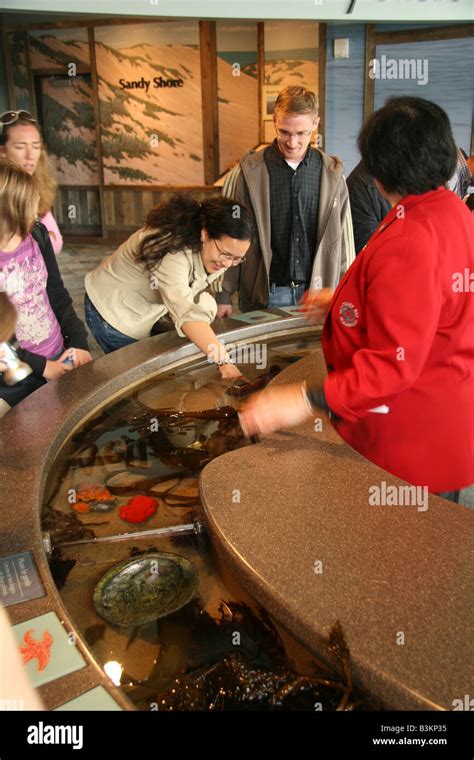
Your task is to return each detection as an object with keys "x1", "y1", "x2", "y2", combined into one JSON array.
[{"x1": 39, "y1": 211, "x2": 63, "y2": 255}]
